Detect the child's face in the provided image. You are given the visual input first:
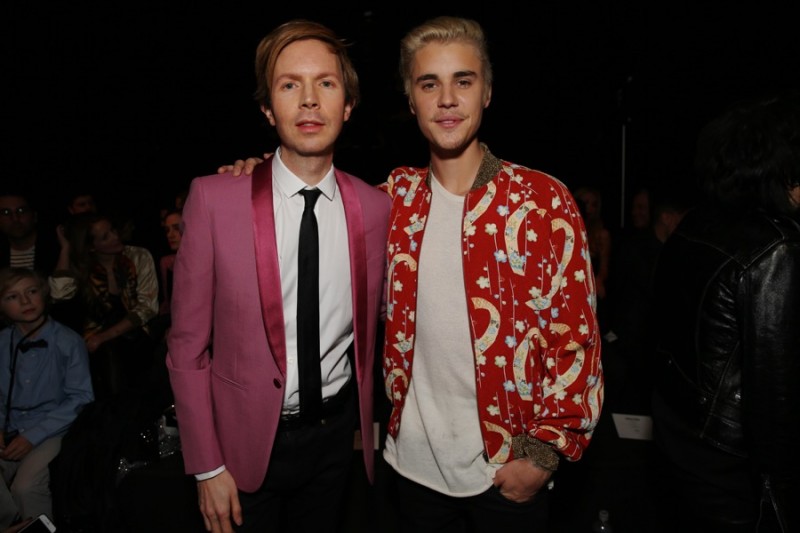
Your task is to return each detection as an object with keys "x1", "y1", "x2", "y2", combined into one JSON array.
[{"x1": 1, "y1": 277, "x2": 46, "y2": 328}]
